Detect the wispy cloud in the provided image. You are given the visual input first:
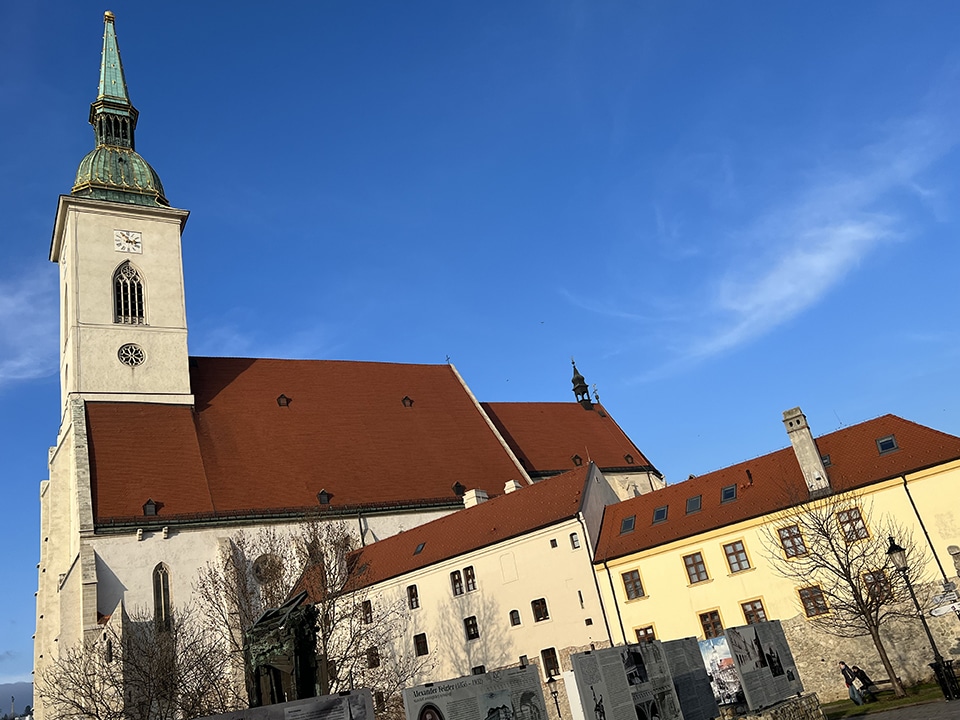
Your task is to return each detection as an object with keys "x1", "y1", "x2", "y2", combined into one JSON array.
[
  {"x1": 623, "y1": 96, "x2": 958, "y2": 380},
  {"x1": 696, "y1": 216, "x2": 893, "y2": 359},
  {"x1": 0, "y1": 265, "x2": 58, "y2": 386},
  {"x1": 191, "y1": 320, "x2": 342, "y2": 361}
]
